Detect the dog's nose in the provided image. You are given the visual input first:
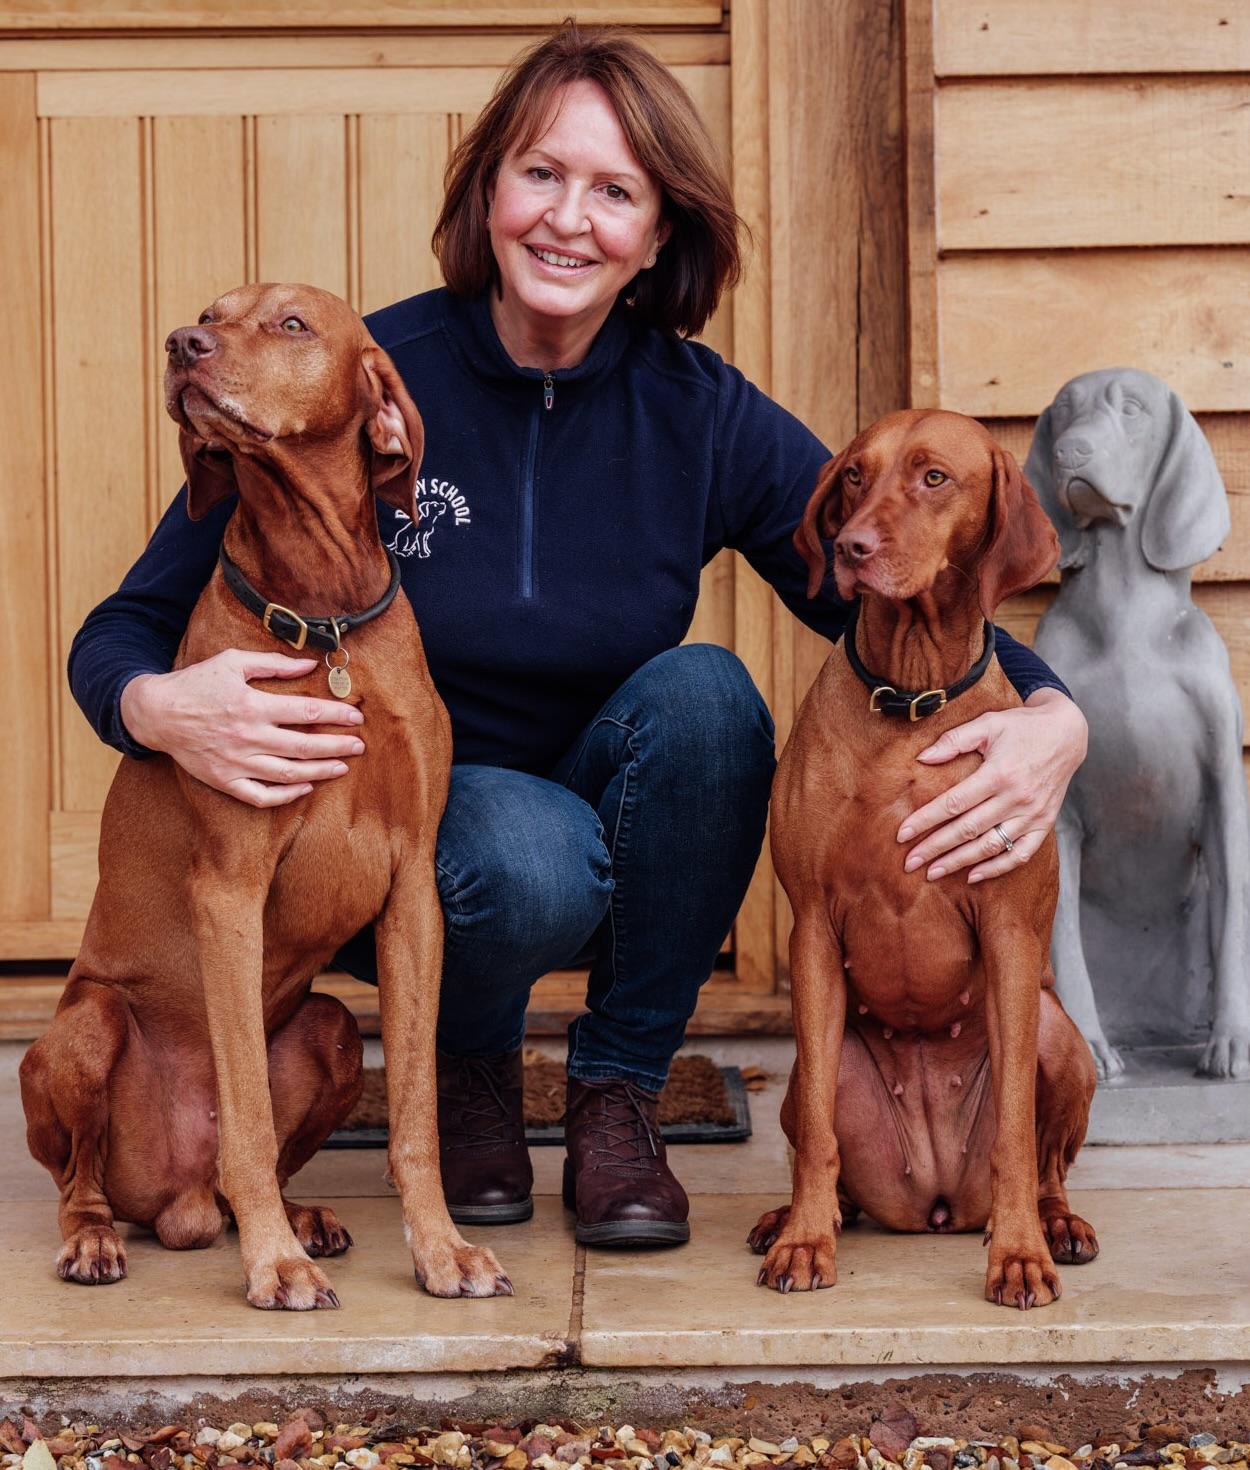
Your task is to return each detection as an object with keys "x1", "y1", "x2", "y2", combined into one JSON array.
[
  {"x1": 836, "y1": 527, "x2": 880, "y2": 564},
  {"x1": 165, "y1": 325, "x2": 218, "y2": 367},
  {"x1": 1054, "y1": 436, "x2": 1093, "y2": 471}
]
